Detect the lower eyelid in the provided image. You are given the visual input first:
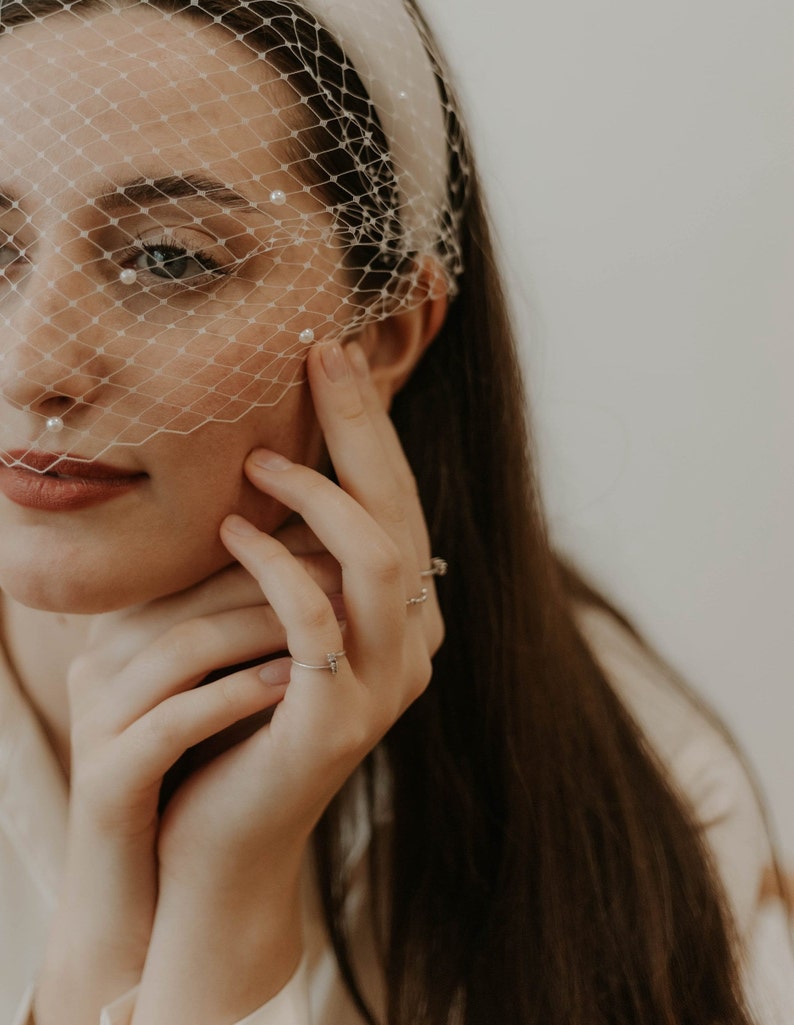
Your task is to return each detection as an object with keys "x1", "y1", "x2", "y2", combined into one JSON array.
[{"x1": 118, "y1": 241, "x2": 231, "y2": 281}]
